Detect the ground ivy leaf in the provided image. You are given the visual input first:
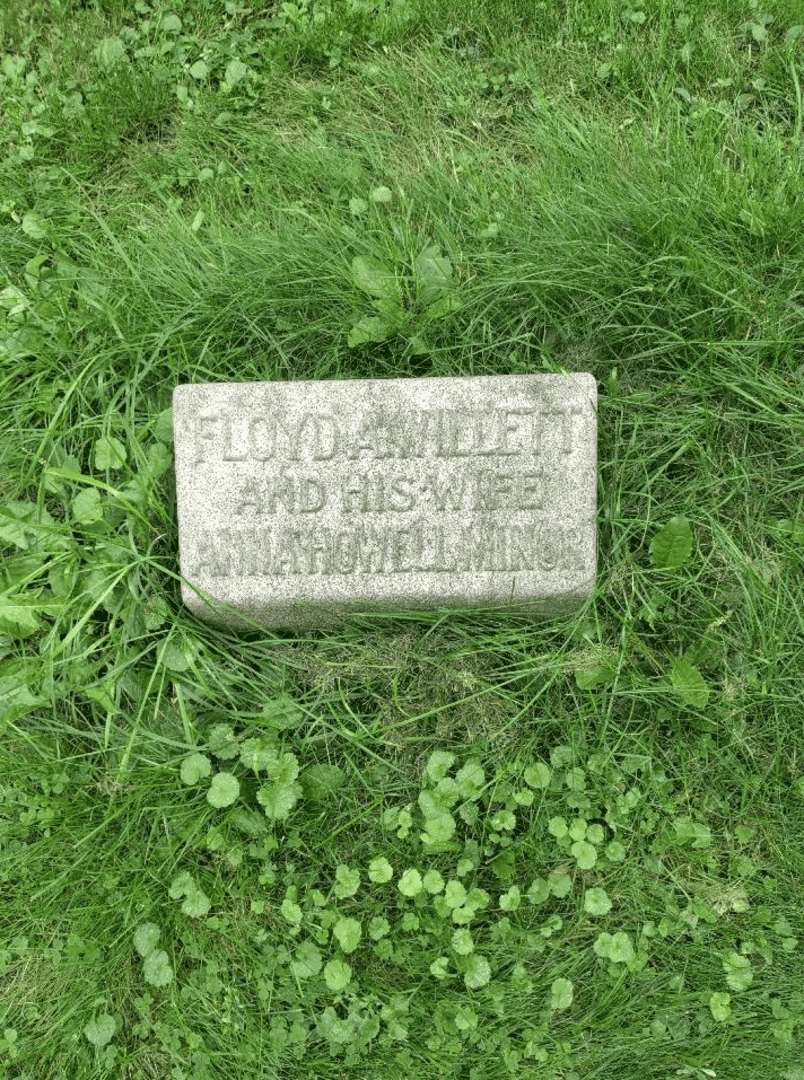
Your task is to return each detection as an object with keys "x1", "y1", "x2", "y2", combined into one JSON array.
[
  {"x1": 368, "y1": 857, "x2": 393, "y2": 883},
  {"x1": 463, "y1": 953, "x2": 491, "y2": 989},
  {"x1": 182, "y1": 888, "x2": 211, "y2": 918},
  {"x1": 584, "y1": 887, "x2": 612, "y2": 915},
  {"x1": 290, "y1": 941, "x2": 323, "y2": 979},
  {"x1": 256, "y1": 778, "x2": 302, "y2": 820},
  {"x1": 710, "y1": 991, "x2": 732, "y2": 1021},
  {"x1": 133, "y1": 922, "x2": 161, "y2": 957},
  {"x1": 207, "y1": 772, "x2": 239, "y2": 807},
  {"x1": 333, "y1": 916, "x2": 361, "y2": 953},
  {"x1": 550, "y1": 977, "x2": 574, "y2": 1011},
  {"x1": 571, "y1": 839, "x2": 597, "y2": 869},
  {"x1": 609, "y1": 931, "x2": 635, "y2": 963},
  {"x1": 181, "y1": 752, "x2": 211, "y2": 785},
  {"x1": 398, "y1": 869, "x2": 423, "y2": 897},
  {"x1": 452, "y1": 929, "x2": 474, "y2": 955},
  {"x1": 93, "y1": 435, "x2": 127, "y2": 471},
  {"x1": 723, "y1": 951, "x2": 753, "y2": 990},
  {"x1": 334, "y1": 864, "x2": 361, "y2": 898},
  {"x1": 143, "y1": 949, "x2": 173, "y2": 987},
  {"x1": 84, "y1": 1014, "x2": 116, "y2": 1047},
  {"x1": 524, "y1": 762, "x2": 552, "y2": 788},
  {"x1": 324, "y1": 958, "x2": 351, "y2": 991}
]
